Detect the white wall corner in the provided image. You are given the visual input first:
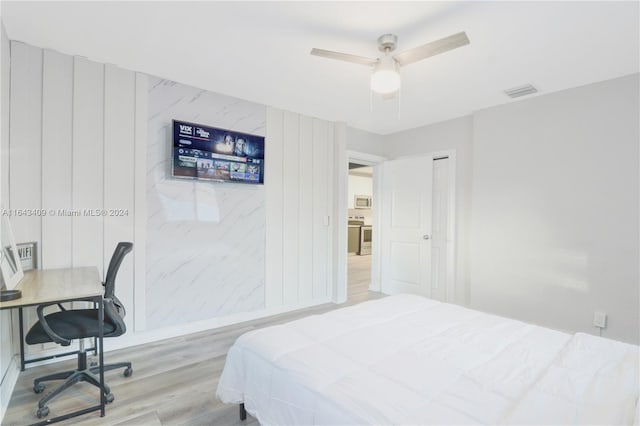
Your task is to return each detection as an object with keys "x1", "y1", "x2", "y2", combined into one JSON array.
[{"x1": 264, "y1": 107, "x2": 284, "y2": 309}]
